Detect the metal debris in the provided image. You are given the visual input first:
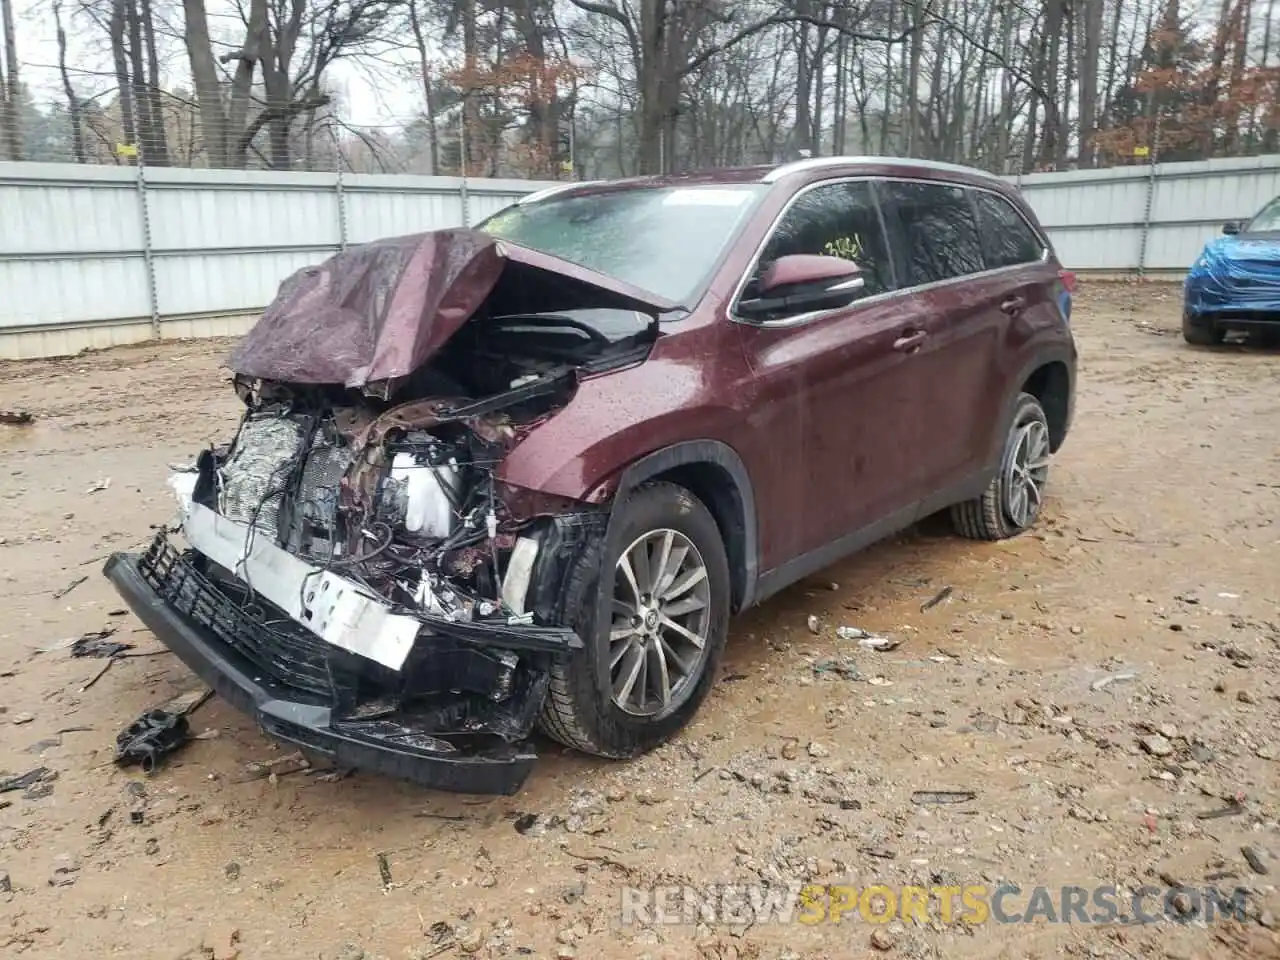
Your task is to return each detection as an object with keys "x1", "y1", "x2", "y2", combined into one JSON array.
[
  {"x1": 51, "y1": 576, "x2": 88, "y2": 600},
  {"x1": 920, "y1": 586, "x2": 954, "y2": 612},
  {"x1": 910, "y1": 790, "x2": 977, "y2": 805},
  {"x1": 79, "y1": 659, "x2": 116, "y2": 693},
  {"x1": 1090, "y1": 671, "x2": 1138, "y2": 691},
  {"x1": 1196, "y1": 801, "x2": 1245, "y2": 820},
  {"x1": 1, "y1": 767, "x2": 52, "y2": 793},
  {"x1": 86, "y1": 478, "x2": 112, "y2": 494}
]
